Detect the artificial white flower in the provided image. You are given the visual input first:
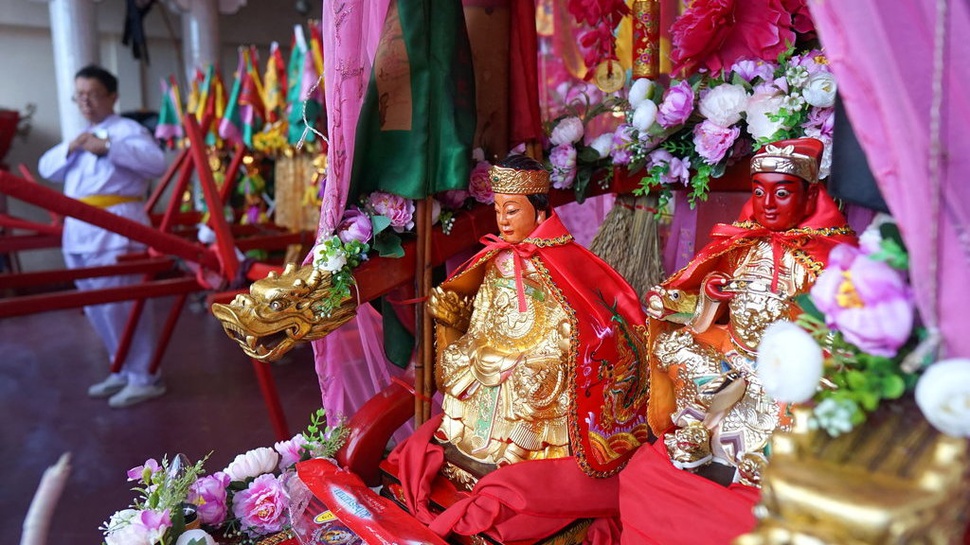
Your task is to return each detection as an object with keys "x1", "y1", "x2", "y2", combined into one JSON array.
[
  {"x1": 785, "y1": 65, "x2": 810, "y2": 88},
  {"x1": 745, "y1": 92, "x2": 787, "y2": 142},
  {"x1": 698, "y1": 83, "x2": 749, "y2": 127},
  {"x1": 915, "y1": 358, "x2": 970, "y2": 438},
  {"x1": 631, "y1": 101, "x2": 659, "y2": 132},
  {"x1": 809, "y1": 397, "x2": 858, "y2": 436},
  {"x1": 628, "y1": 78, "x2": 655, "y2": 109},
  {"x1": 802, "y1": 72, "x2": 837, "y2": 108},
  {"x1": 550, "y1": 116, "x2": 585, "y2": 146},
  {"x1": 472, "y1": 147, "x2": 485, "y2": 162},
  {"x1": 175, "y1": 529, "x2": 217, "y2": 545},
  {"x1": 224, "y1": 447, "x2": 279, "y2": 482},
  {"x1": 318, "y1": 251, "x2": 347, "y2": 273},
  {"x1": 589, "y1": 133, "x2": 614, "y2": 159},
  {"x1": 802, "y1": 127, "x2": 833, "y2": 179},
  {"x1": 756, "y1": 321, "x2": 823, "y2": 403}
]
